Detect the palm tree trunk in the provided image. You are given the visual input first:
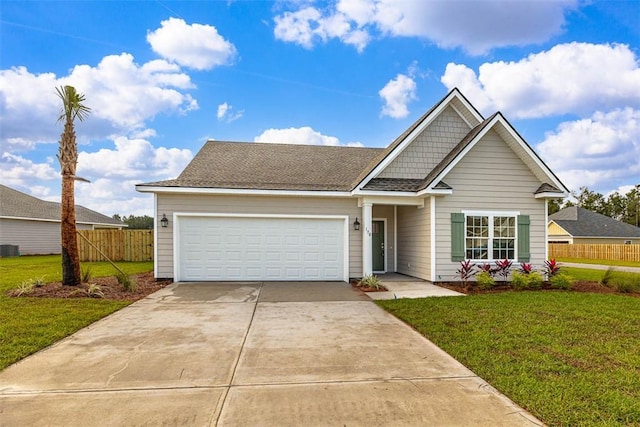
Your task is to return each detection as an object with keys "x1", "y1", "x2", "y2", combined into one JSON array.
[{"x1": 61, "y1": 174, "x2": 81, "y2": 286}]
